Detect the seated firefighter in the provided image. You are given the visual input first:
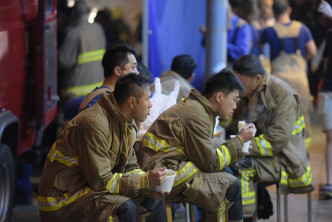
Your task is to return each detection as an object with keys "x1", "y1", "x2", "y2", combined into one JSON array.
[
  {"x1": 229, "y1": 55, "x2": 314, "y2": 220},
  {"x1": 38, "y1": 74, "x2": 167, "y2": 222},
  {"x1": 150, "y1": 54, "x2": 197, "y2": 103},
  {"x1": 138, "y1": 69, "x2": 257, "y2": 222}
]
